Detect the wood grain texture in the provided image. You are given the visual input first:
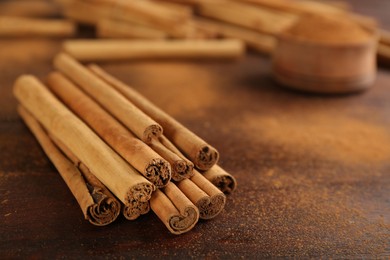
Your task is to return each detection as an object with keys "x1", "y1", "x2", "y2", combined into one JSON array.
[{"x1": 0, "y1": 0, "x2": 389, "y2": 258}]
